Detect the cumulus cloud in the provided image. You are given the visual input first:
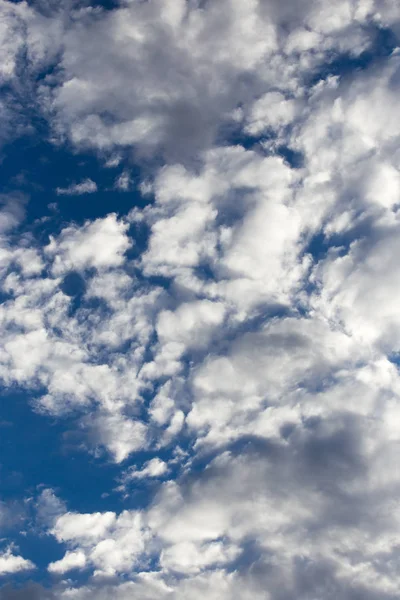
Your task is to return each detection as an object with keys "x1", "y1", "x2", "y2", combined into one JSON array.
[
  {"x1": 48, "y1": 551, "x2": 86, "y2": 575},
  {"x1": 1, "y1": 0, "x2": 400, "y2": 598},
  {"x1": 0, "y1": 549, "x2": 35, "y2": 576},
  {"x1": 49, "y1": 510, "x2": 150, "y2": 577},
  {"x1": 29, "y1": 0, "x2": 397, "y2": 162},
  {"x1": 46, "y1": 214, "x2": 131, "y2": 275}
]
